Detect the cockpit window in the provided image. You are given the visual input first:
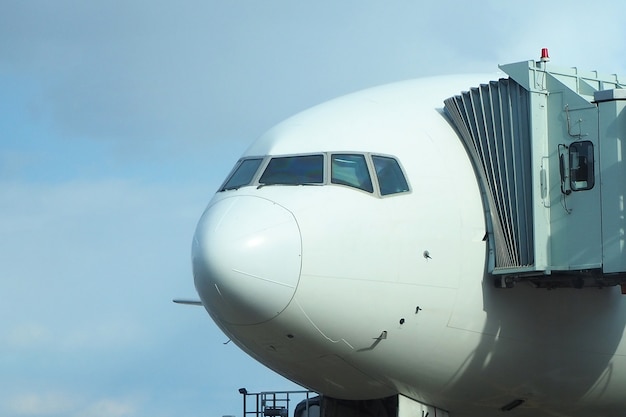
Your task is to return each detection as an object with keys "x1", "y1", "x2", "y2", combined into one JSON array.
[
  {"x1": 372, "y1": 155, "x2": 410, "y2": 195},
  {"x1": 221, "y1": 158, "x2": 263, "y2": 191},
  {"x1": 220, "y1": 152, "x2": 410, "y2": 197},
  {"x1": 259, "y1": 155, "x2": 324, "y2": 185},
  {"x1": 331, "y1": 154, "x2": 373, "y2": 193}
]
